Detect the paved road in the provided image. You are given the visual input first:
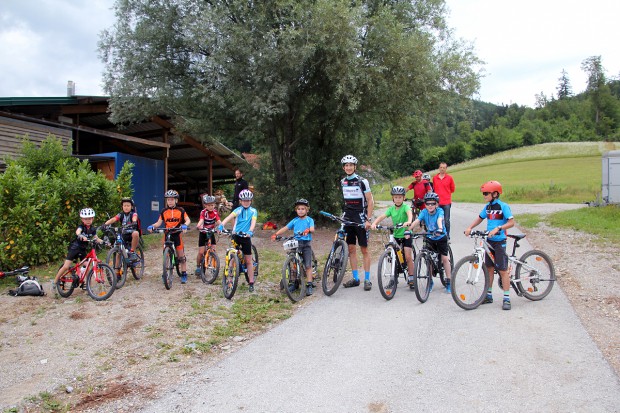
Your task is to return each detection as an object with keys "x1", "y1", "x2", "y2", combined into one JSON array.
[{"x1": 140, "y1": 204, "x2": 620, "y2": 413}]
